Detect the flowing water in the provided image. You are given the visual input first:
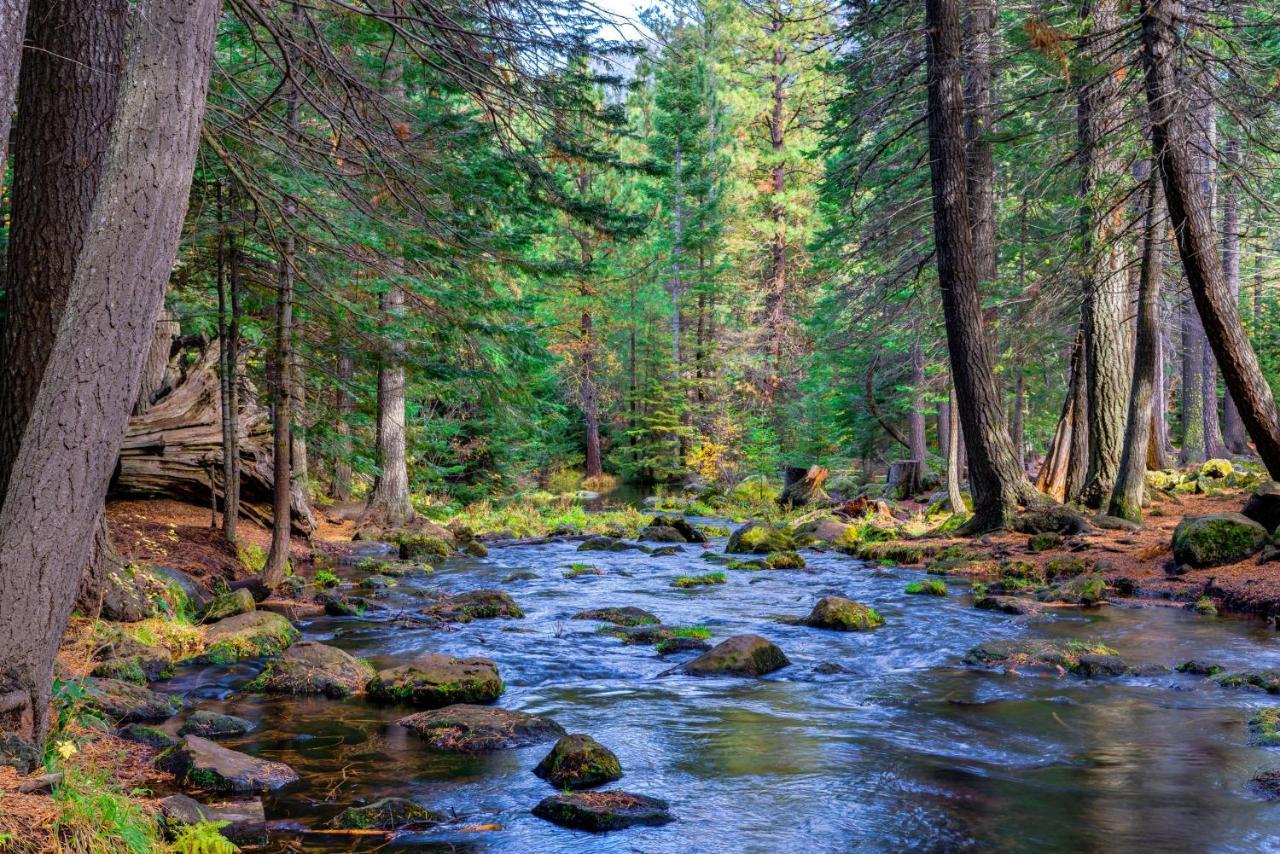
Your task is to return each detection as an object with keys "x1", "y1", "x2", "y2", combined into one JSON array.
[{"x1": 159, "y1": 529, "x2": 1280, "y2": 852}]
